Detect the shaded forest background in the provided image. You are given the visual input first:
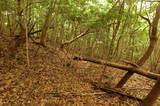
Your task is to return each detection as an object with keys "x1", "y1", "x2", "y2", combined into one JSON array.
[
  {"x1": 1, "y1": 0, "x2": 160, "y2": 66},
  {"x1": 1, "y1": 0, "x2": 160, "y2": 106}
]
